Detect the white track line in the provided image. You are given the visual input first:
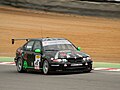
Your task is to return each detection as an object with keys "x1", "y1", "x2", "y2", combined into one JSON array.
[
  {"x1": 0, "y1": 62, "x2": 15, "y2": 65},
  {"x1": 94, "y1": 68, "x2": 120, "y2": 71}
]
